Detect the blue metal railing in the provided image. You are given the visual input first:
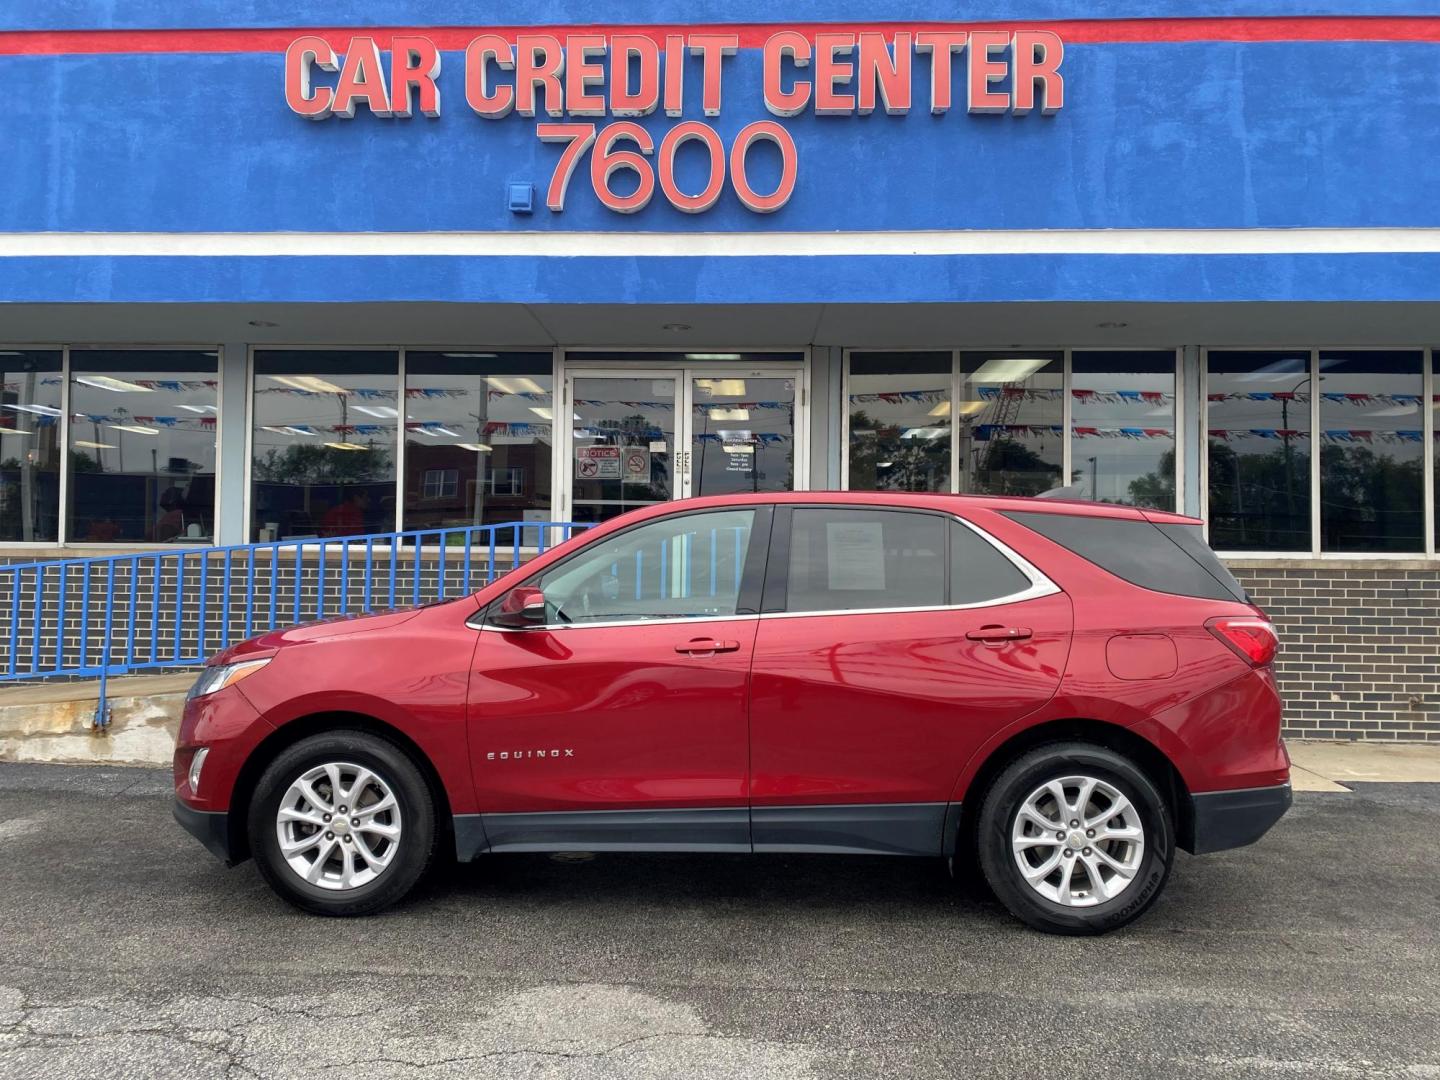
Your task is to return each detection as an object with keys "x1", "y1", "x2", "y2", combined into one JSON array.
[{"x1": 0, "y1": 521, "x2": 590, "y2": 726}]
